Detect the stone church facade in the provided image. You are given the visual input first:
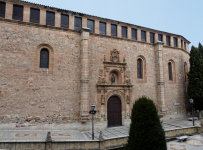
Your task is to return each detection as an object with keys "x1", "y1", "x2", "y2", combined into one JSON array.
[{"x1": 0, "y1": 0, "x2": 190, "y2": 130}]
